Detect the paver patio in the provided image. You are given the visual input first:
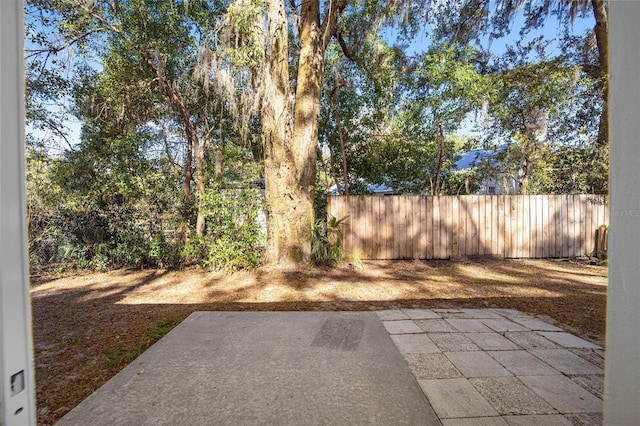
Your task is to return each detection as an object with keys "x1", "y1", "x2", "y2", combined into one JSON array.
[{"x1": 381, "y1": 308, "x2": 603, "y2": 425}]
